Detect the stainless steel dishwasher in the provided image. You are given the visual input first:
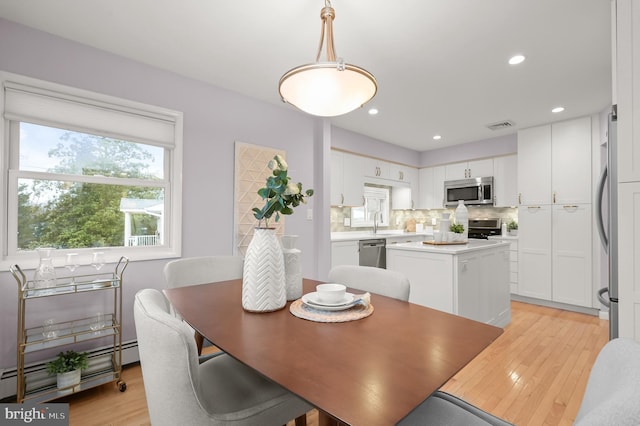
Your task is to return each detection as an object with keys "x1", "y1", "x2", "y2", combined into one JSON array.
[{"x1": 358, "y1": 238, "x2": 386, "y2": 269}]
